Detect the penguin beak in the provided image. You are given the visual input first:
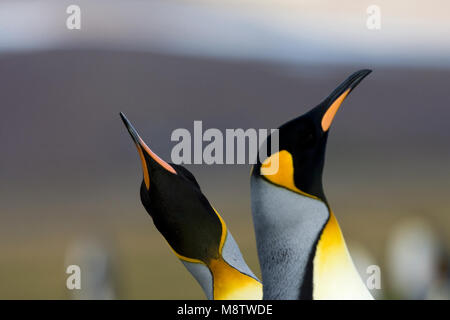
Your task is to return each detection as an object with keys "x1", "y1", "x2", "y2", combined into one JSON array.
[
  {"x1": 120, "y1": 112, "x2": 176, "y2": 190},
  {"x1": 320, "y1": 69, "x2": 372, "y2": 132}
]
